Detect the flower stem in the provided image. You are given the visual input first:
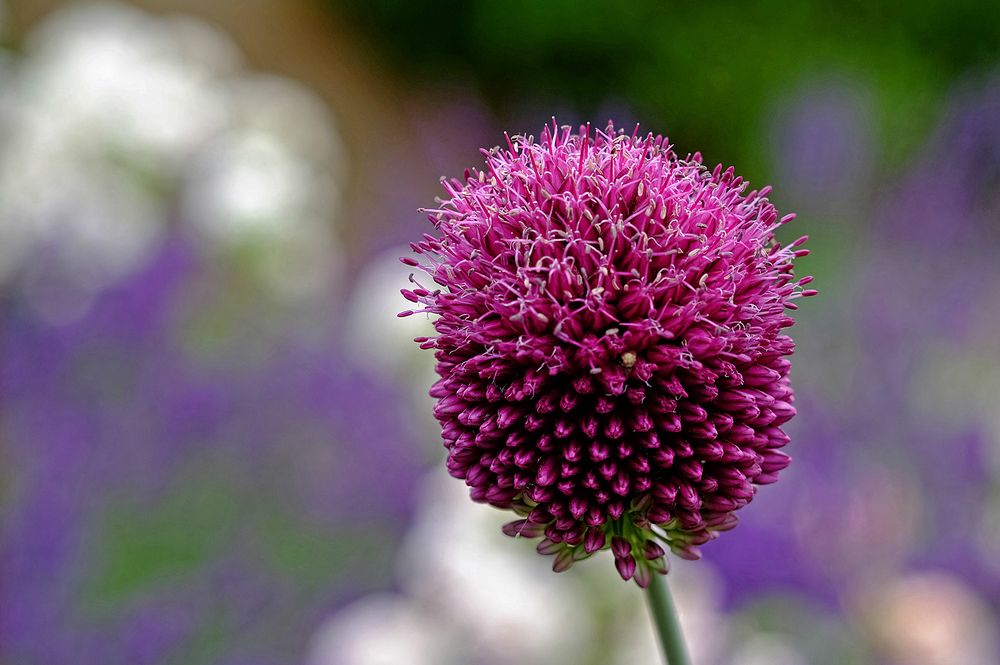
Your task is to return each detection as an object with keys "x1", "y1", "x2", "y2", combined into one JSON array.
[{"x1": 646, "y1": 574, "x2": 691, "y2": 665}]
